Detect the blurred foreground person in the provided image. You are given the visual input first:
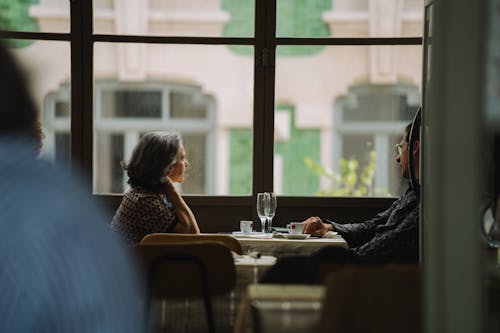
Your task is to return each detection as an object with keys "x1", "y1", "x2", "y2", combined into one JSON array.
[
  {"x1": 112, "y1": 132, "x2": 200, "y2": 244},
  {"x1": 0, "y1": 42, "x2": 44, "y2": 154},
  {"x1": 0, "y1": 43, "x2": 142, "y2": 332}
]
